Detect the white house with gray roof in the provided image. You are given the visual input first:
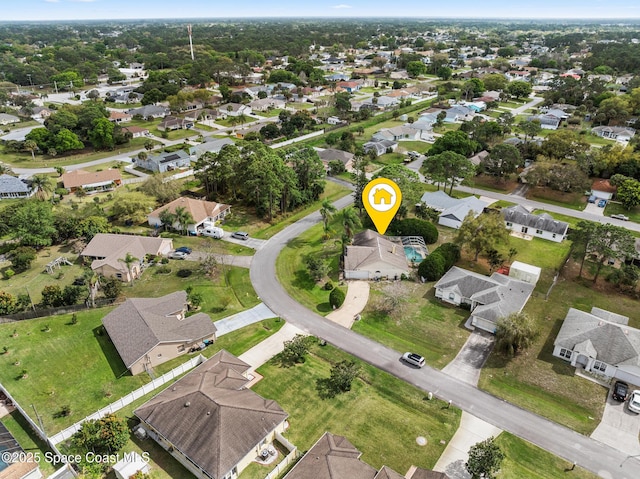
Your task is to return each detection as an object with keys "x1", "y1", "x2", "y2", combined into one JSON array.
[
  {"x1": 553, "y1": 307, "x2": 640, "y2": 385},
  {"x1": 502, "y1": 205, "x2": 568, "y2": 242},
  {"x1": 434, "y1": 266, "x2": 535, "y2": 333},
  {"x1": 134, "y1": 150, "x2": 191, "y2": 173},
  {"x1": 0, "y1": 174, "x2": 35, "y2": 200},
  {"x1": 420, "y1": 191, "x2": 488, "y2": 229}
]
